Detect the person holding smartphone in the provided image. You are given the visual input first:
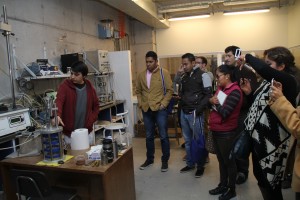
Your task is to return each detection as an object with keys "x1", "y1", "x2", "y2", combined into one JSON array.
[
  {"x1": 224, "y1": 45, "x2": 250, "y2": 185},
  {"x1": 239, "y1": 46, "x2": 298, "y2": 199},
  {"x1": 269, "y1": 80, "x2": 300, "y2": 200}
]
